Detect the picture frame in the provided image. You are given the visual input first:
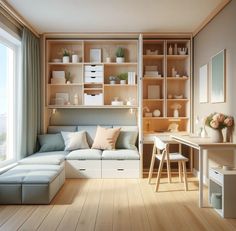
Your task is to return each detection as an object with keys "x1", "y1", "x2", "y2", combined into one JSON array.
[
  {"x1": 90, "y1": 48, "x2": 102, "y2": 63},
  {"x1": 199, "y1": 64, "x2": 208, "y2": 103},
  {"x1": 211, "y1": 49, "x2": 226, "y2": 103}
]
